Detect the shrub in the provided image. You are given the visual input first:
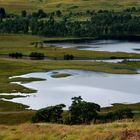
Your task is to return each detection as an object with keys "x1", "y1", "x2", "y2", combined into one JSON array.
[
  {"x1": 110, "y1": 56, "x2": 117, "y2": 59},
  {"x1": 64, "y1": 54, "x2": 74, "y2": 60},
  {"x1": 29, "y1": 52, "x2": 44, "y2": 60},
  {"x1": 32, "y1": 104, "x2": 66, "y2": 123},
  {"x1": 114, "y1": 108, "x2": 134, "y2": 120},
  {"x1": 9, "y1": 52, "x2": 23, "y2": 59}
]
